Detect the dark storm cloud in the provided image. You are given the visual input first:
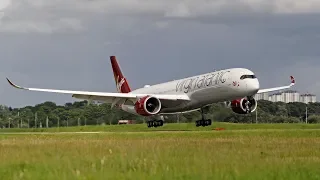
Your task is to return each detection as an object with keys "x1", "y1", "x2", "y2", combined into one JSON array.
[{"x1": 0, "y1": 0, "x2": 320, "y2": 107}]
